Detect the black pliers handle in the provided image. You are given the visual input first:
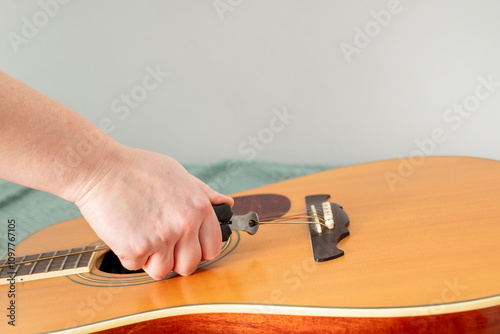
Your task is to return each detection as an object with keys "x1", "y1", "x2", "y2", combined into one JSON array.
[{"x1": 213, "y1": 204, "x2": 259, "y2": 242}]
